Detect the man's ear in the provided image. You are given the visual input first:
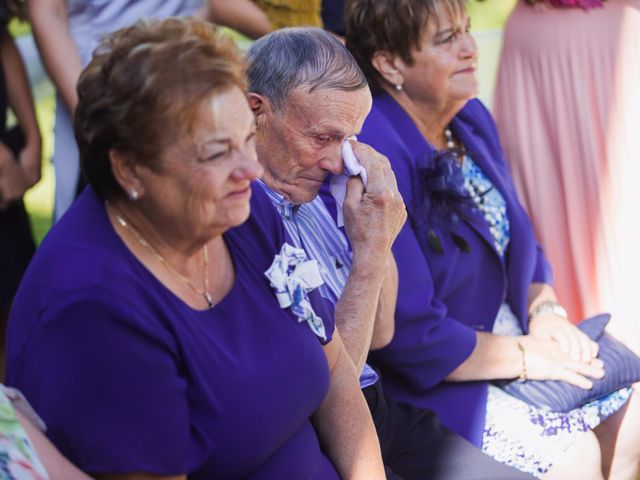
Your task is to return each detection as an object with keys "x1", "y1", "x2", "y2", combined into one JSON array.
[
  {"x1": 371, "y1": 51, "x2": 404, "y2": 88},
  {"x1": 247, "y1": 92, "x2": 272, "y2": 118}
]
